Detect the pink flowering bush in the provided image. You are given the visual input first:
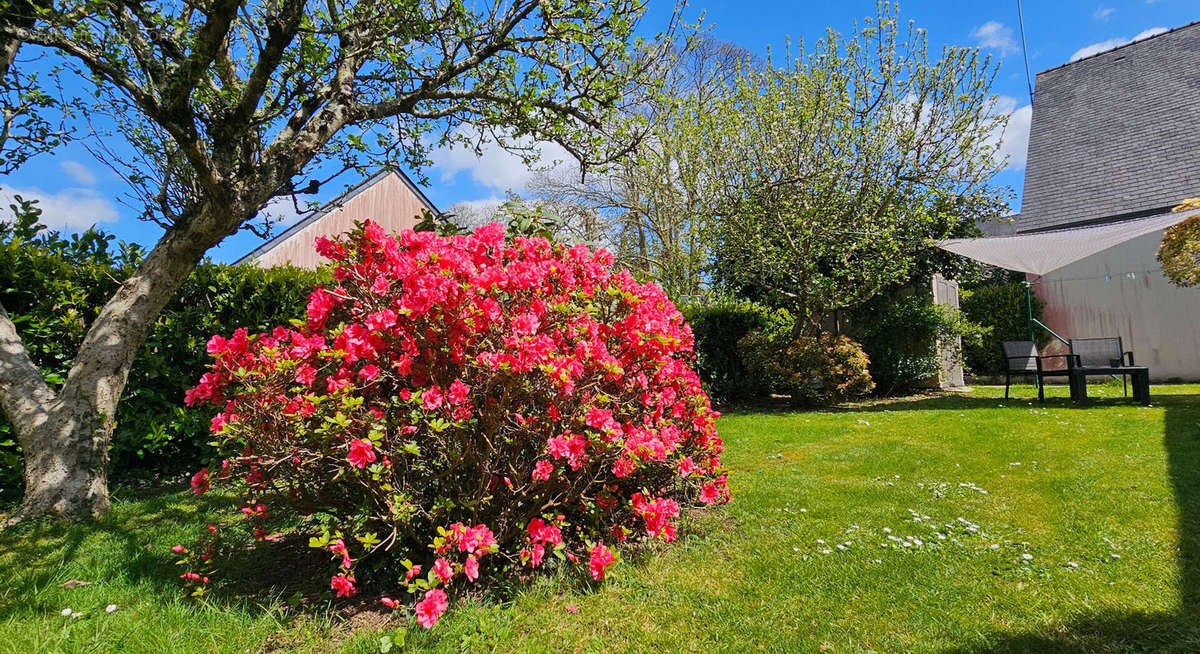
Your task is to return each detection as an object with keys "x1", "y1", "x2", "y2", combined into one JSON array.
[{"x1": 183, "y1": 220, "x2": 728, "y2": 628}]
